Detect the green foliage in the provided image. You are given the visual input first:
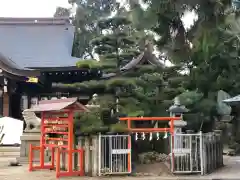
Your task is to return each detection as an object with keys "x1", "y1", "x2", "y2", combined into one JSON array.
[
  {"x1": 97, "y1": 16, "x2": 131, "y2": 30},
  {"x1": 76, "y1": 59, "x2": 102, "y2": 68},
  {"x1": 54, "y1": 7, "x2": 70, "y2": 17},
  {"x1": 177, "y1": 90, "x2": 217, "y2": 126},
  {"x1": 194, "y1": 98, "x2": 216, "y2": 116},
  {"x1": 75, "y1": 95, "x2": 124, "y2": 133},
  {"x1": 110, "y1": 123, "x2": 128, "y2": 132},
  {"x1": 65, "y1": 0, "x2": 240, "y2": 134},
  {"x1": 178, "y1": 91, "x2": 203, "y2": 107},
  {"x1": 90, "y1": 95, "x2": 115, "y2": 109},
  {"x1": 70, "y1": 0, "x2": 119, "y2": 59},
  {"x1": 64, "y1": 80, "x2": 106, "y2": 92},
  {"x1": 106, "y1": 77, "x2": 136, "y2": 89},
  {"x1": 91, "y1": 16, "x2": 138, "y2": 68},
  {"x1": 75, "y1": 109, "x2": 102, "y2": 133}
]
